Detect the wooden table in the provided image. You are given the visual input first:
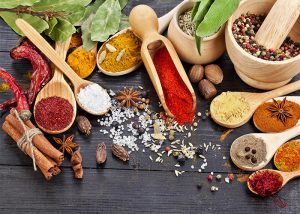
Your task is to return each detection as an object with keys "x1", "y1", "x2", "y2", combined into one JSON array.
[{"x1": 0, "y1": 1, "x2": 299, "y2": 213}]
